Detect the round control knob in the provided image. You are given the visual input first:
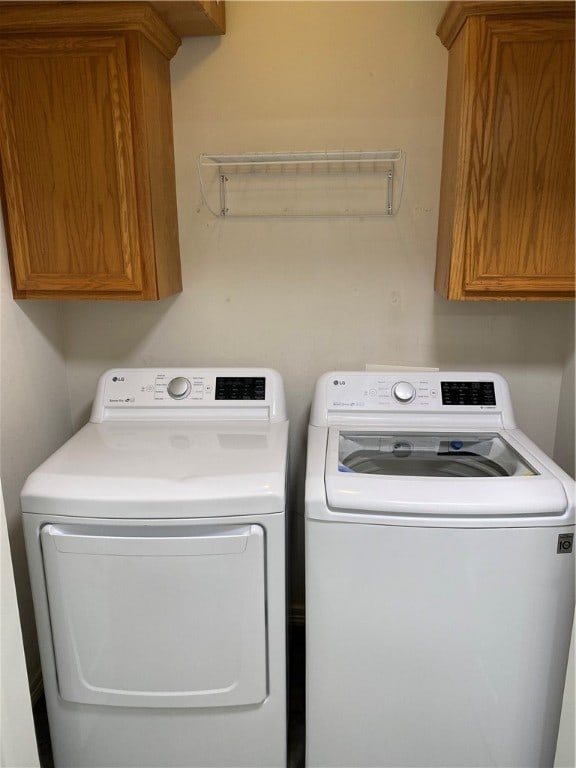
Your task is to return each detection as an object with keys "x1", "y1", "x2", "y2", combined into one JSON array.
[
  {"x1": 167, "y1": 376, "x2": 191, "y2": 400},
  {"x1": 392, "y1": 381, "x2": 416, "y2": 404}
]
